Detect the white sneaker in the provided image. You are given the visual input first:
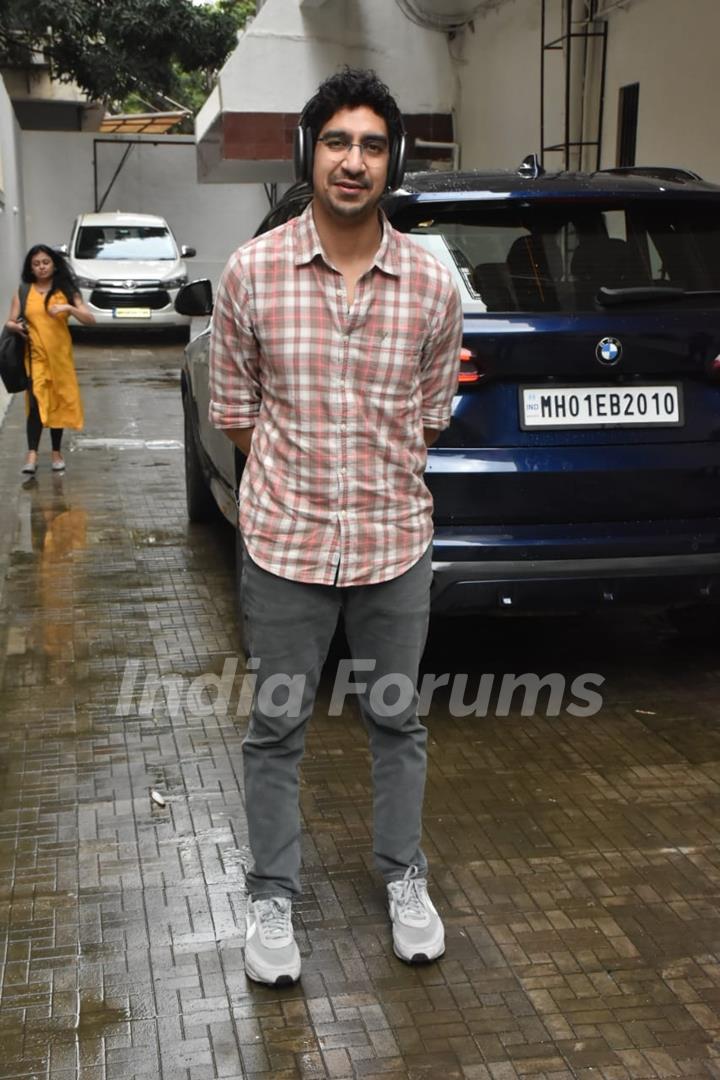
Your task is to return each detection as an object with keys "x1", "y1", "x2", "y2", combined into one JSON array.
[
  {"x1": 244, "y1": 897, "x2": 301, "y2": 986},
  {"x1": 387, "y1": 866, "x2": 445, "y2": 963}
]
